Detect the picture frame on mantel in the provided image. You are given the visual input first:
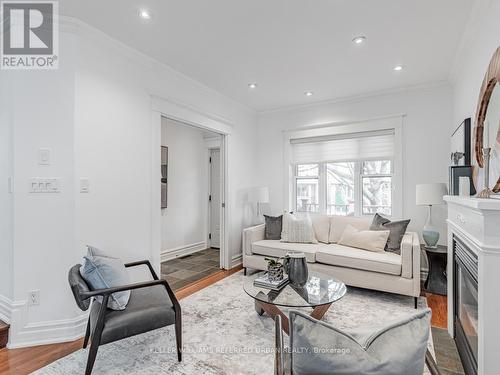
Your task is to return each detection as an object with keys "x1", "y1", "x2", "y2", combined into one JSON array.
[{"x1": 451, "y1": 118, "x2": 471, "y2": 166}]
